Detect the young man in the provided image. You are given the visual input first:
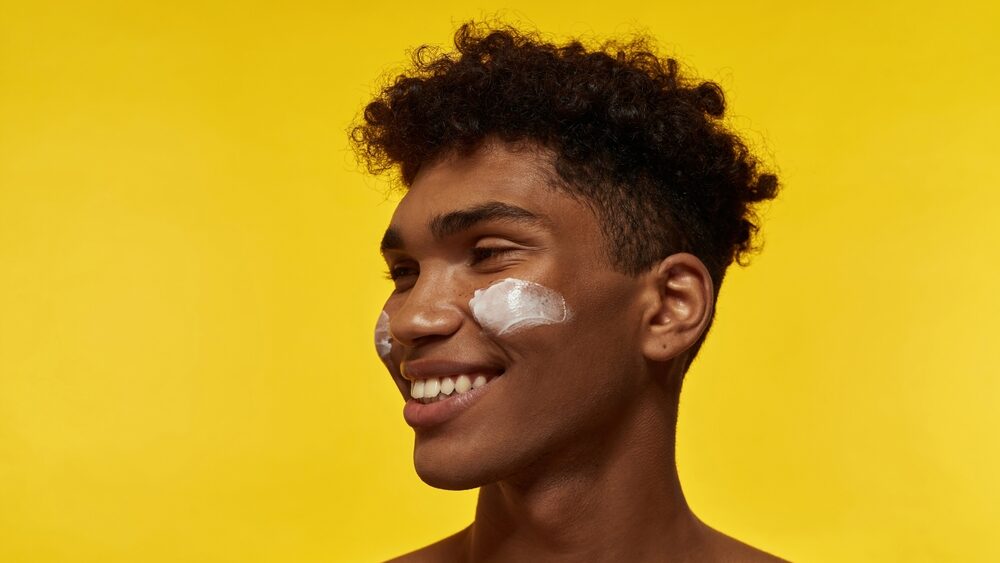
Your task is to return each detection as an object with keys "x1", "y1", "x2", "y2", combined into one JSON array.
[{"x1": 355, "y1": 22, "x2": 783, "y2": 562}]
